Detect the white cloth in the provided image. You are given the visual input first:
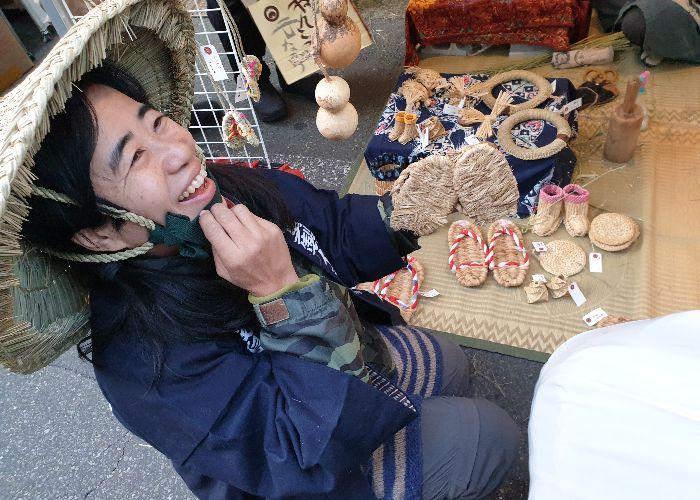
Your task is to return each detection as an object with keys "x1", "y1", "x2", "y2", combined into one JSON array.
[{"x1": 528, "y1": 311, "x2": 700, "y2": 500}]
